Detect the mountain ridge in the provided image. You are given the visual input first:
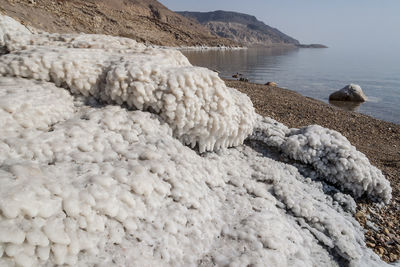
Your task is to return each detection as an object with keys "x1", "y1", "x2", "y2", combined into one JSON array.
[
  {"x1": 177, "y1": 10, "x2": 299, "y2": 46},
  {"x1": 178, "y1": 10, "x2": 326, "y2": 48}
]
